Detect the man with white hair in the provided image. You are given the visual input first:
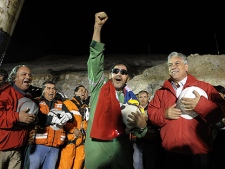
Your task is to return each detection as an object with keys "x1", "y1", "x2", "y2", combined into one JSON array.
[
  {"x1": 148, "y1": 52, "x2": 225, "y2": 169},
  {"x1": 0, "y1": 65, "x2": 37, "y2": 169}
]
